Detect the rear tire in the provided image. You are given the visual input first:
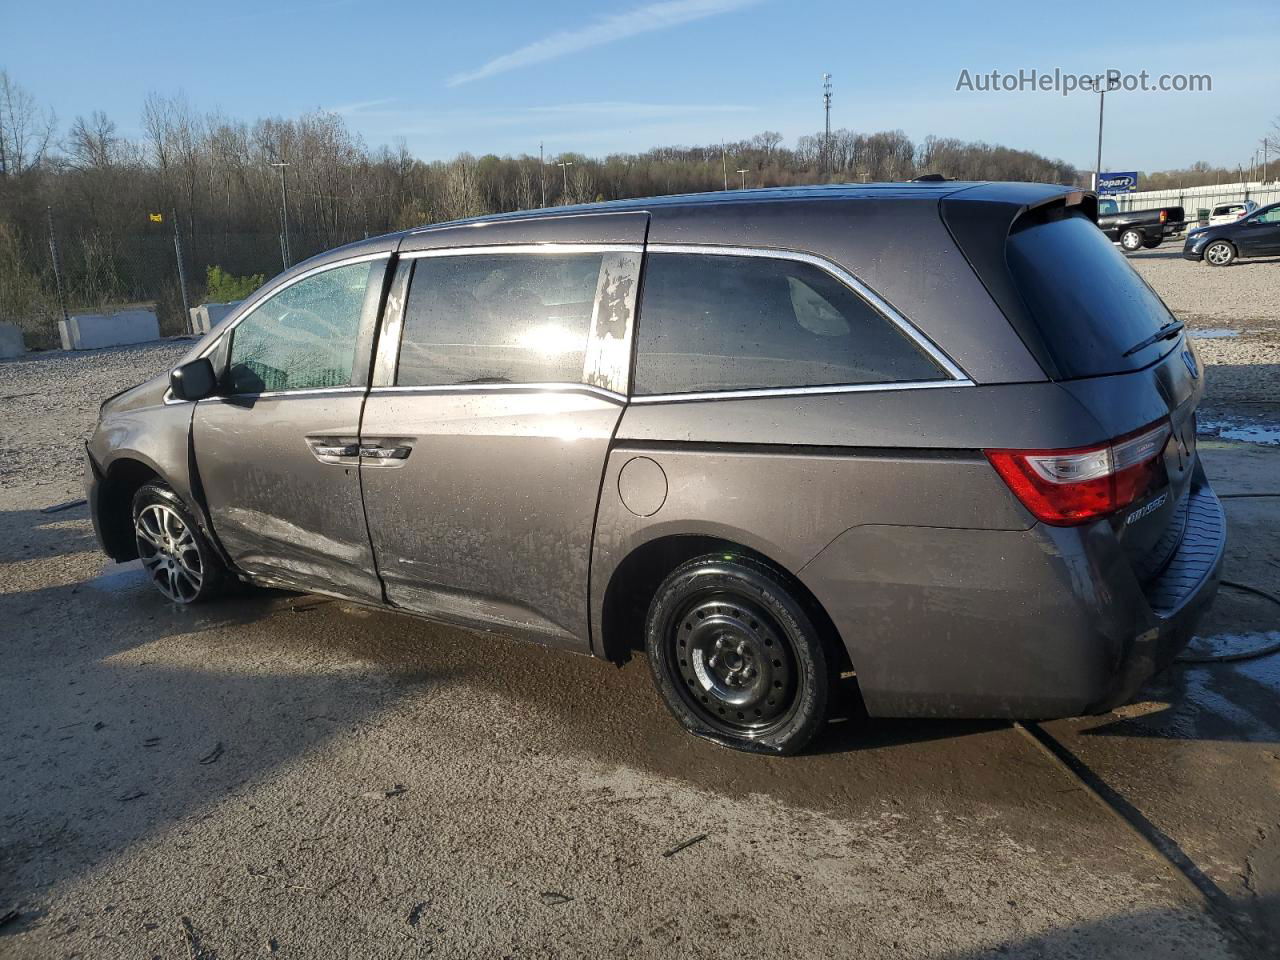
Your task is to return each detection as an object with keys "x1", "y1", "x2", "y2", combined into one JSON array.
[
  {"x1": 1204, "y1": 240, "x2": 1236, "y2": 266},
  {"x1": 644, "y1": 554, "x2": 830, "y2": 755},
  {"x1": 132, "y1": 482, "x2": 226, "y2": 604},
  {"x1": 1120, "y1": 229, "x2": 1144, "y2": 252}
]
